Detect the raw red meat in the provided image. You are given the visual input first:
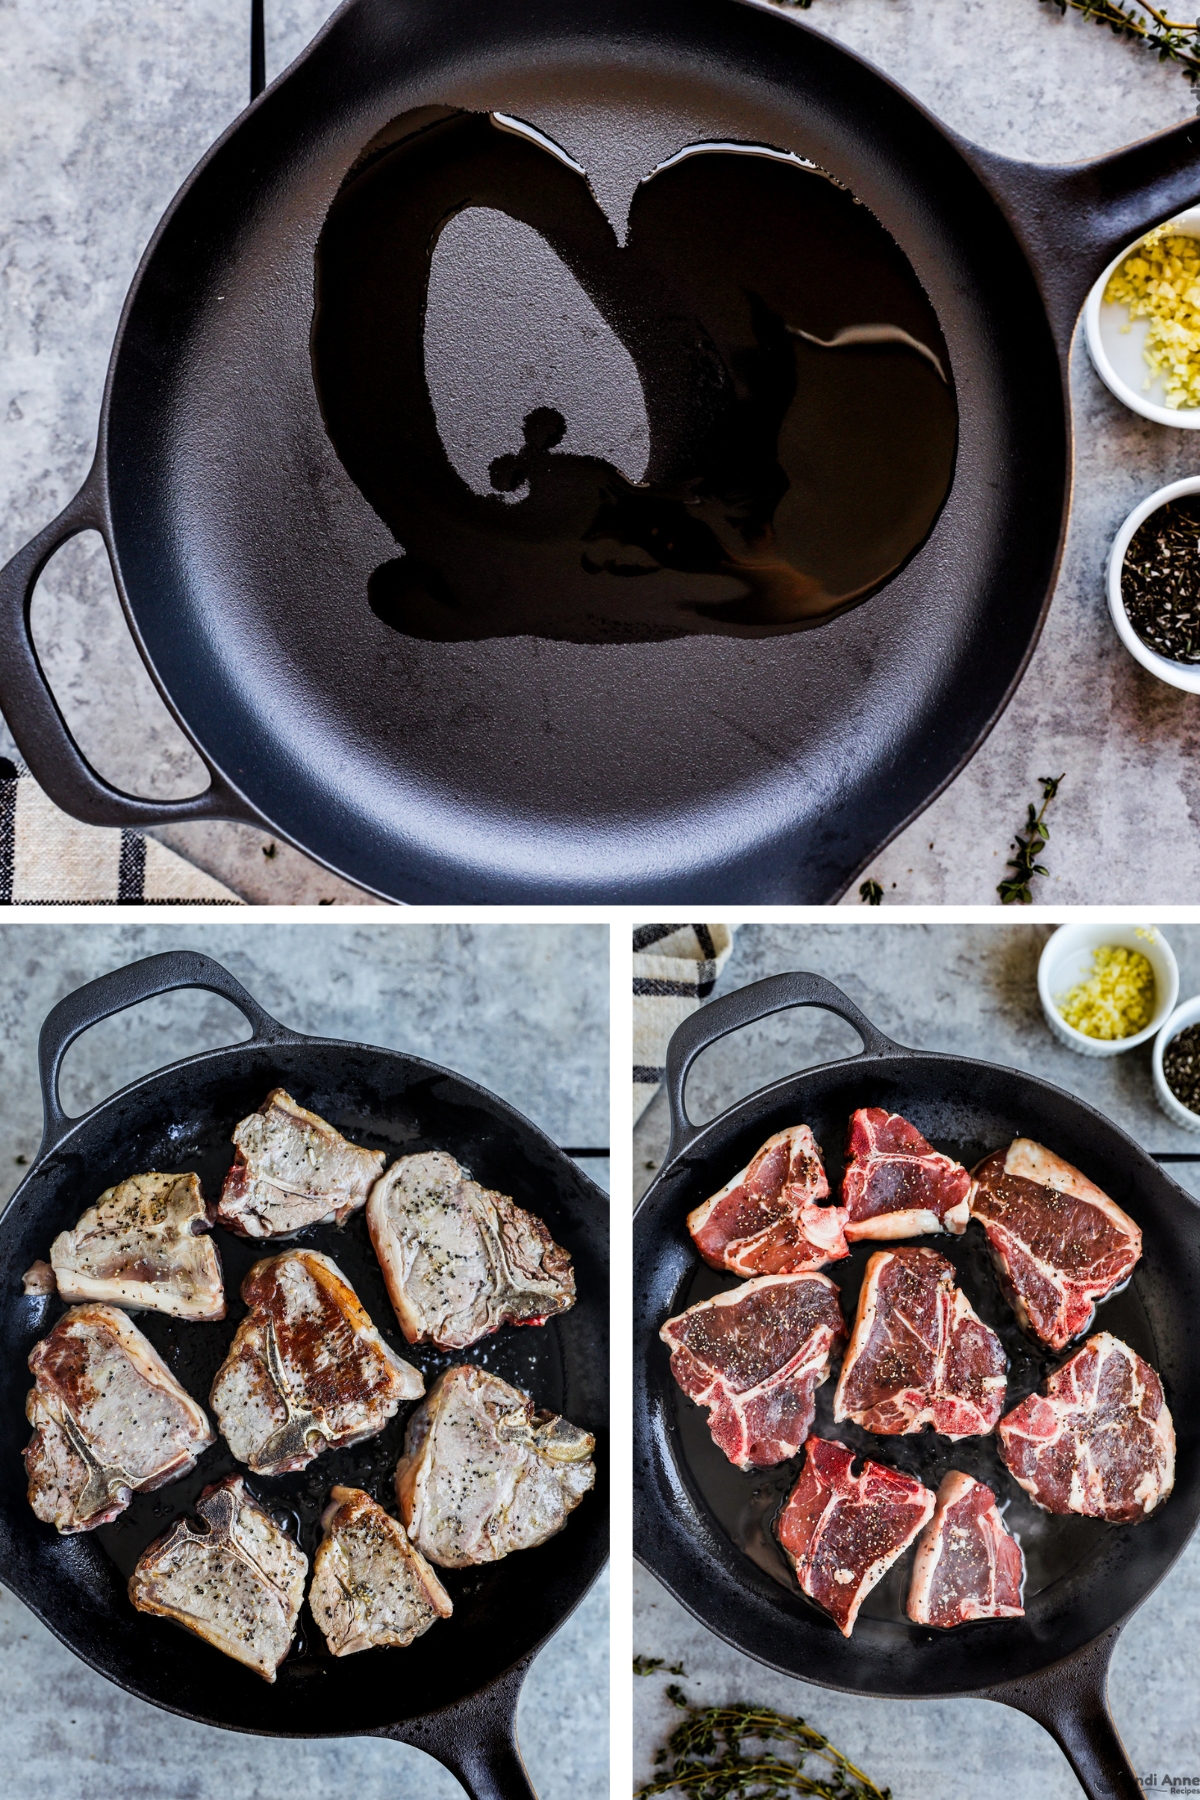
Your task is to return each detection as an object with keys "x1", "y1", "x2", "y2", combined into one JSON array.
[
  {"x1": 970, "y1": 1140, "x2": 1142, "y2": 1350},
  {"x1": 687, "y1": 1126, "x2": 849, "y2": 1277},
  {"x1": 775, "y1": 1437, "x2": 935, "y2": 1636},
  {"x1": 842, "y1": 1108, "x2": 972, "y2": 1240},
  {"x1": 998, "y1": 1331, "x2": 1175, "y2": 1524},
  {"x1": 833, "y1": 1246, "x2": 1007, "y2": 1438},
  {"x1": 906, "y1": 1471, "x2": 1025, "y2": 1627},
  {"x1": 660, "y1": 1273, "x2": 845, "y2": 1469}
]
